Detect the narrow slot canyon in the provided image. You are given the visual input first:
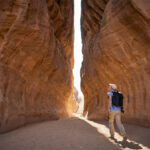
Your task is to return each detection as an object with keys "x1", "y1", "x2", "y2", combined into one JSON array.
[{"x1": 0, "y1": 0, "x2": 150, "y2": 150}]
